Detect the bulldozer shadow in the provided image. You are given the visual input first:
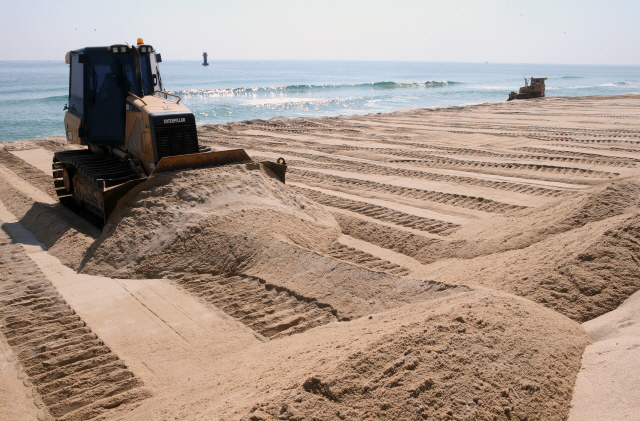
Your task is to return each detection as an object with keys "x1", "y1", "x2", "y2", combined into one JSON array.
[
  {"x1": 1, "y1": 220, "x2": 46, "y2": 249},
  {"x1": 10, "y1": 201, "x2": 100, "y2": 270}
]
